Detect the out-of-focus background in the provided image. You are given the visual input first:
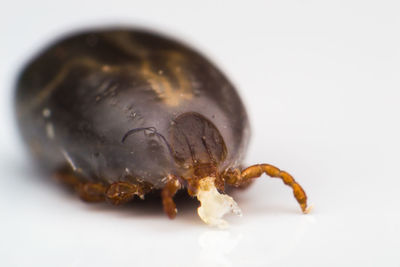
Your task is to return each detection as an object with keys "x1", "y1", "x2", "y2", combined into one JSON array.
[{"x1": 1, "y1": 1, "x2": 399, "y2": 266}]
